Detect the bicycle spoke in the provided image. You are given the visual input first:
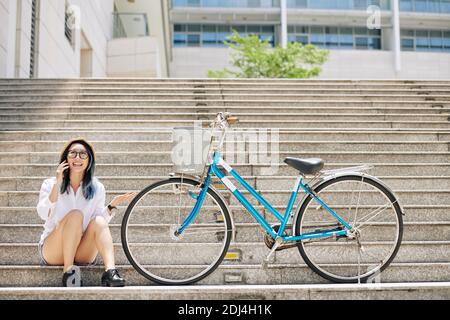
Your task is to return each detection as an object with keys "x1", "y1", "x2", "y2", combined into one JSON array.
[{"x1": 296, "y1": 175, "x2": 403, "y2": 283}]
